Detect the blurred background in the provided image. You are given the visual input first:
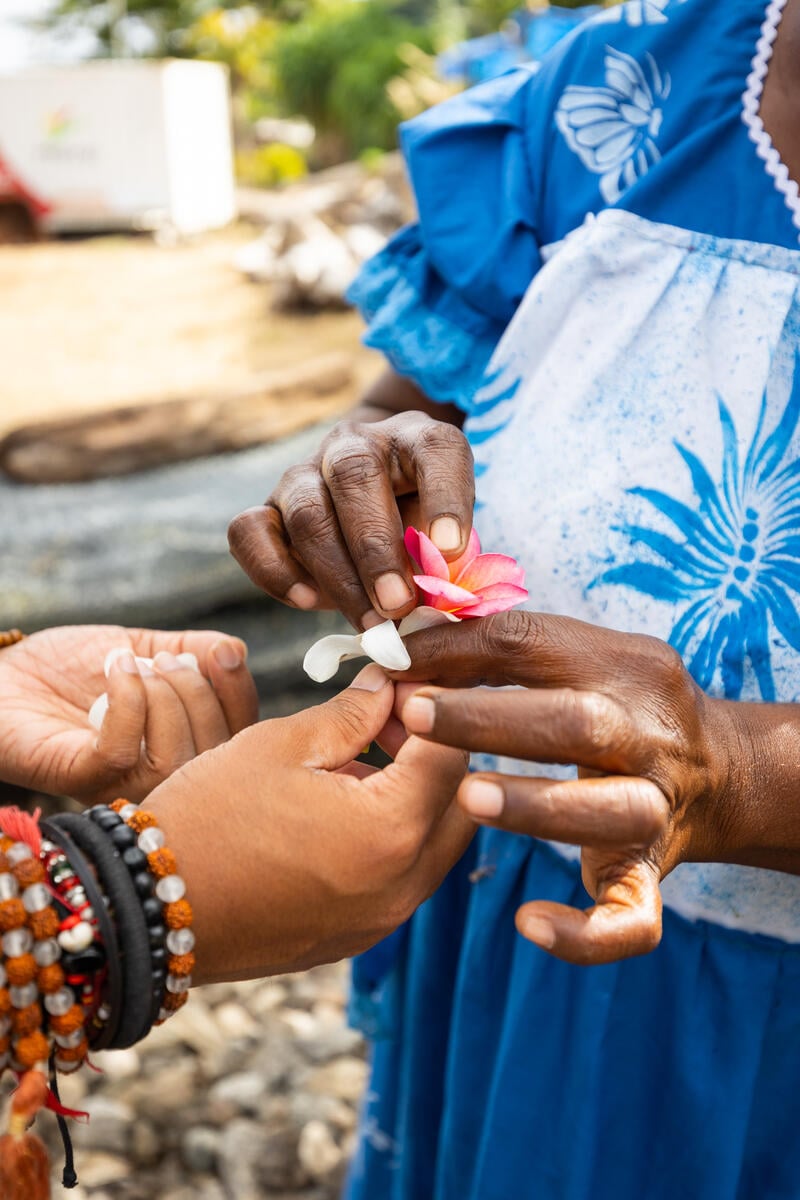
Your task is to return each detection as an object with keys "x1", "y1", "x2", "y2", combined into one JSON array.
[{"x1": 0, "y1": 0, "x2": 606, "y2": 1195}]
